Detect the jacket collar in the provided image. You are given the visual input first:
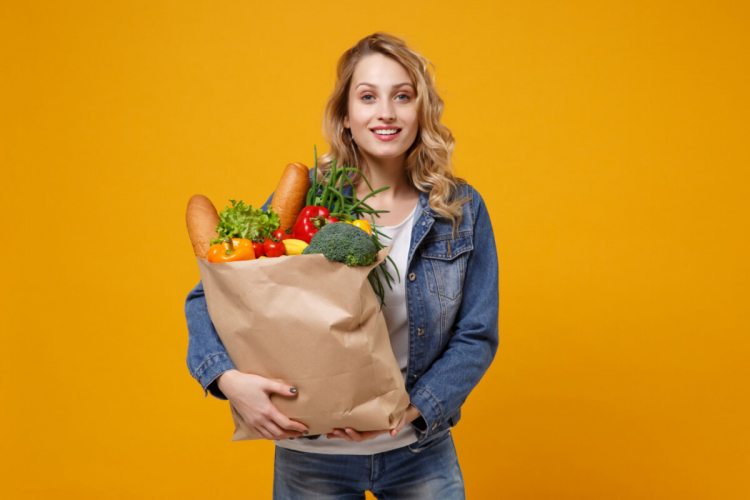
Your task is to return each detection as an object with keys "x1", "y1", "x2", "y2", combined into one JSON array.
[{"x1": 417, "y1": 190, "x2": 438, "y2": 219}]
